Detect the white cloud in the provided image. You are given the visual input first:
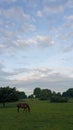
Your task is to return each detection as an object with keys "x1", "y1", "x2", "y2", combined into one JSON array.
[
  {"x1": 66, "y1": 15, "x2": 73, "y2": 21},
  {"x1": 44, "y1": 5, "x2": 64, "y2": 14},
  {"x1": 67, "y1": 0, "x2": 73, "y2": 8},
  {"x1": 19, "y1": 23, "x2": 36, "y2": 32},
  {"x1": 59, "y1": 31, "x2": 73, "y2": 41},
  {"x1": 36, "y1": 35, "x2": 56, "y2": 47},
  {"x1": 0, "y1": 6, "x2": 30, "y2": 23},
  {"x1": 25, "y1": 35, "x2": 56, "y2": 47},
  {"x1": 0, "y1": 44, "x2": 4, "y2": 49},
  {"x1": 37, "y1": 10, "x2": 43, "y2": 17},
  {"x1": 36, "y1": 1, "x2": 67, "y2": 18},
  {"x1": 0, "y1": 34, "x2": 56, "y2": 54},
  {"x1": 2, "y1": 0, "x2": 17, "y2": 2}
]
